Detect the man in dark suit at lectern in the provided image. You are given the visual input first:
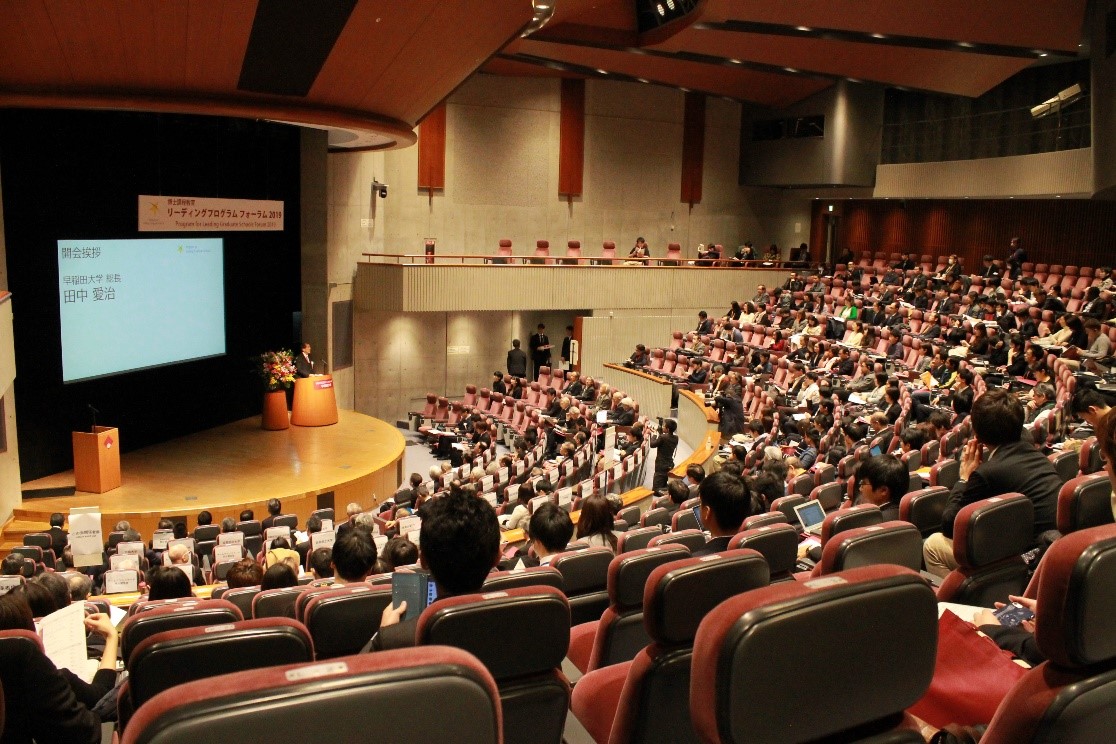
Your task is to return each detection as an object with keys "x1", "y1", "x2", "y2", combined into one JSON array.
[{"x1": 295, "y1": 342, "x2": 314, "y2": 378}]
